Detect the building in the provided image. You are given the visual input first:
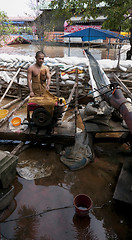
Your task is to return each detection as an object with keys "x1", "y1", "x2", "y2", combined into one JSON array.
[
  {"x1": 6, "y1": 17, "x2": 35, "y2": 35},
  {"x1": 64, "y1": 16, "x2": 107, "y2": 43}
]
